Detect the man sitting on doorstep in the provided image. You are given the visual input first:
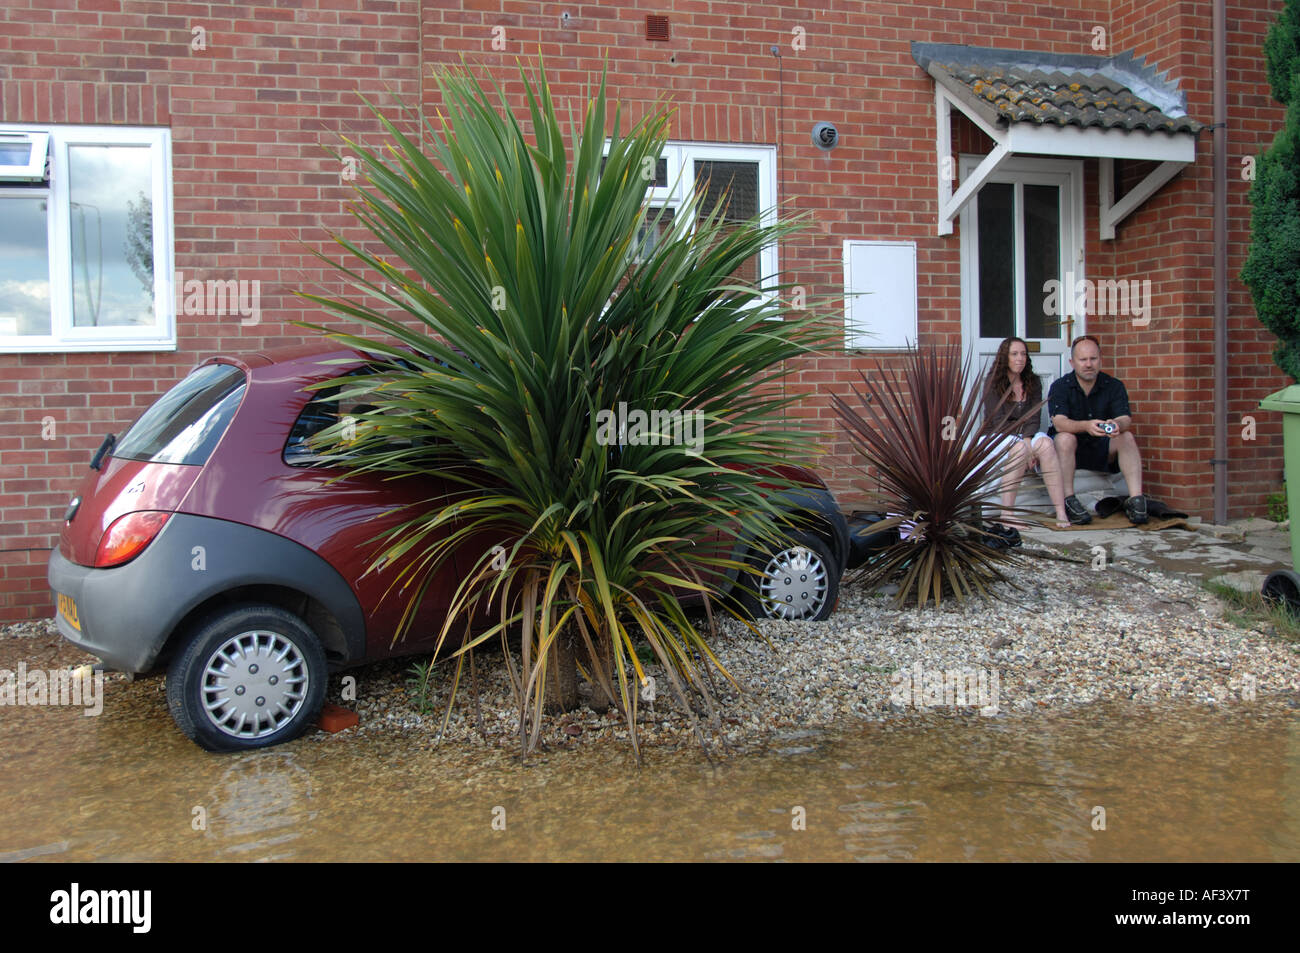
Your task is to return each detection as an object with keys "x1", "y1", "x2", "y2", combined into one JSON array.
[{"x1": 1048, "y1": 334, "x2": 1147, "y2": 526}]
